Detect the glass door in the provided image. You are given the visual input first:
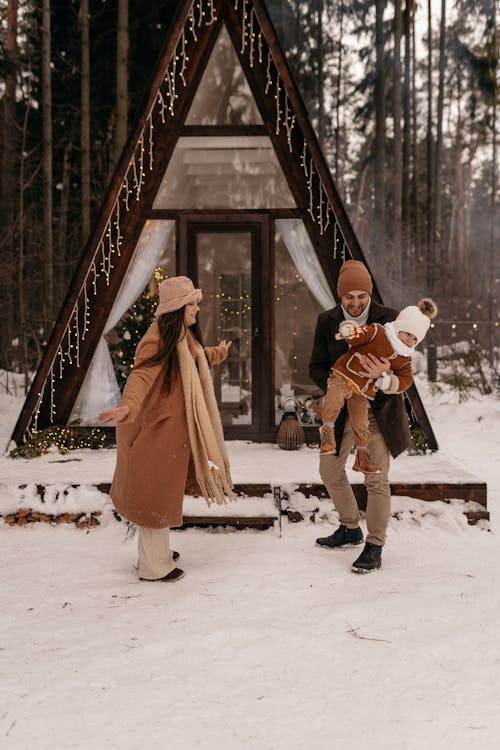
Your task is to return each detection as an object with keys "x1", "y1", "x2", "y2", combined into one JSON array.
[{"x1": 186, "y1": 220, "x2": 269, "y2": 439}]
